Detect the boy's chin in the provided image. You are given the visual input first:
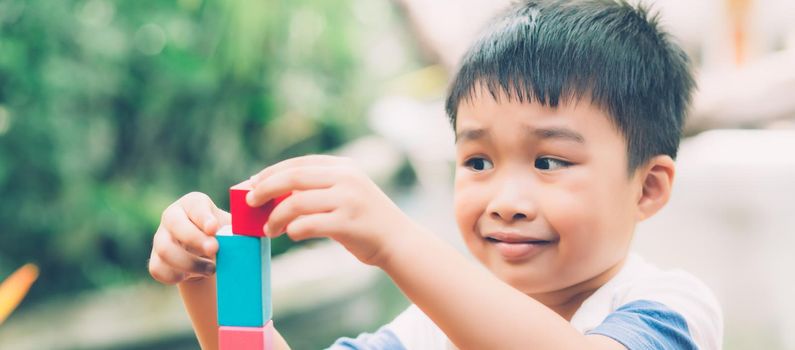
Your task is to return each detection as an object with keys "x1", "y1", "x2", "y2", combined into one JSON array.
[{"x1": 485, "y1": 260, "x2": 560, "y2": 295}]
